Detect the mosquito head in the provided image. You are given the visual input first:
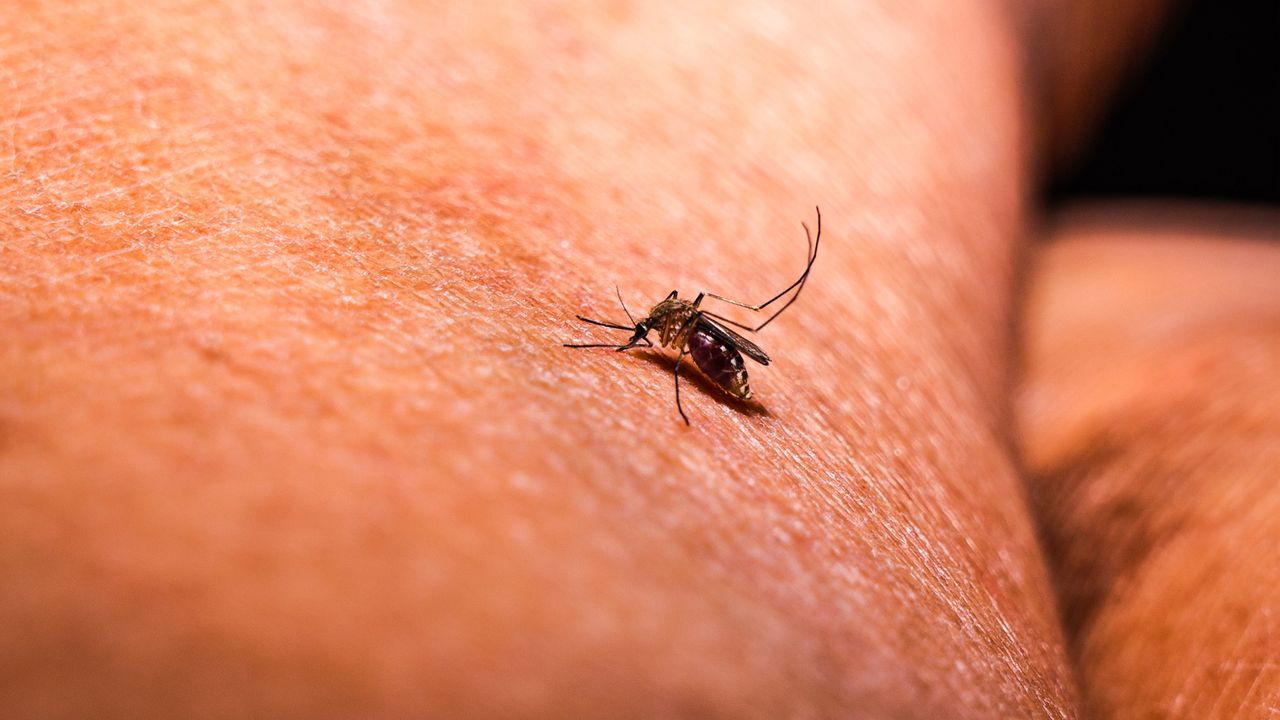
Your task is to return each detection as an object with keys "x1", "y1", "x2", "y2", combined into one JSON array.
[{"x1": 626, "y1": 318, "x2": 652, "y2": 346}]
